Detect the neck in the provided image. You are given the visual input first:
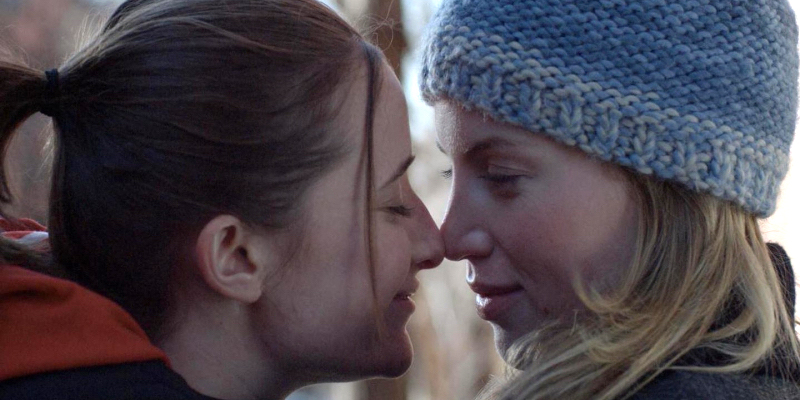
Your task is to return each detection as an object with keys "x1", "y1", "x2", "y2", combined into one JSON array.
[{"x1": 156, "y1": 302, "x2": 297, "y2": 400}]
